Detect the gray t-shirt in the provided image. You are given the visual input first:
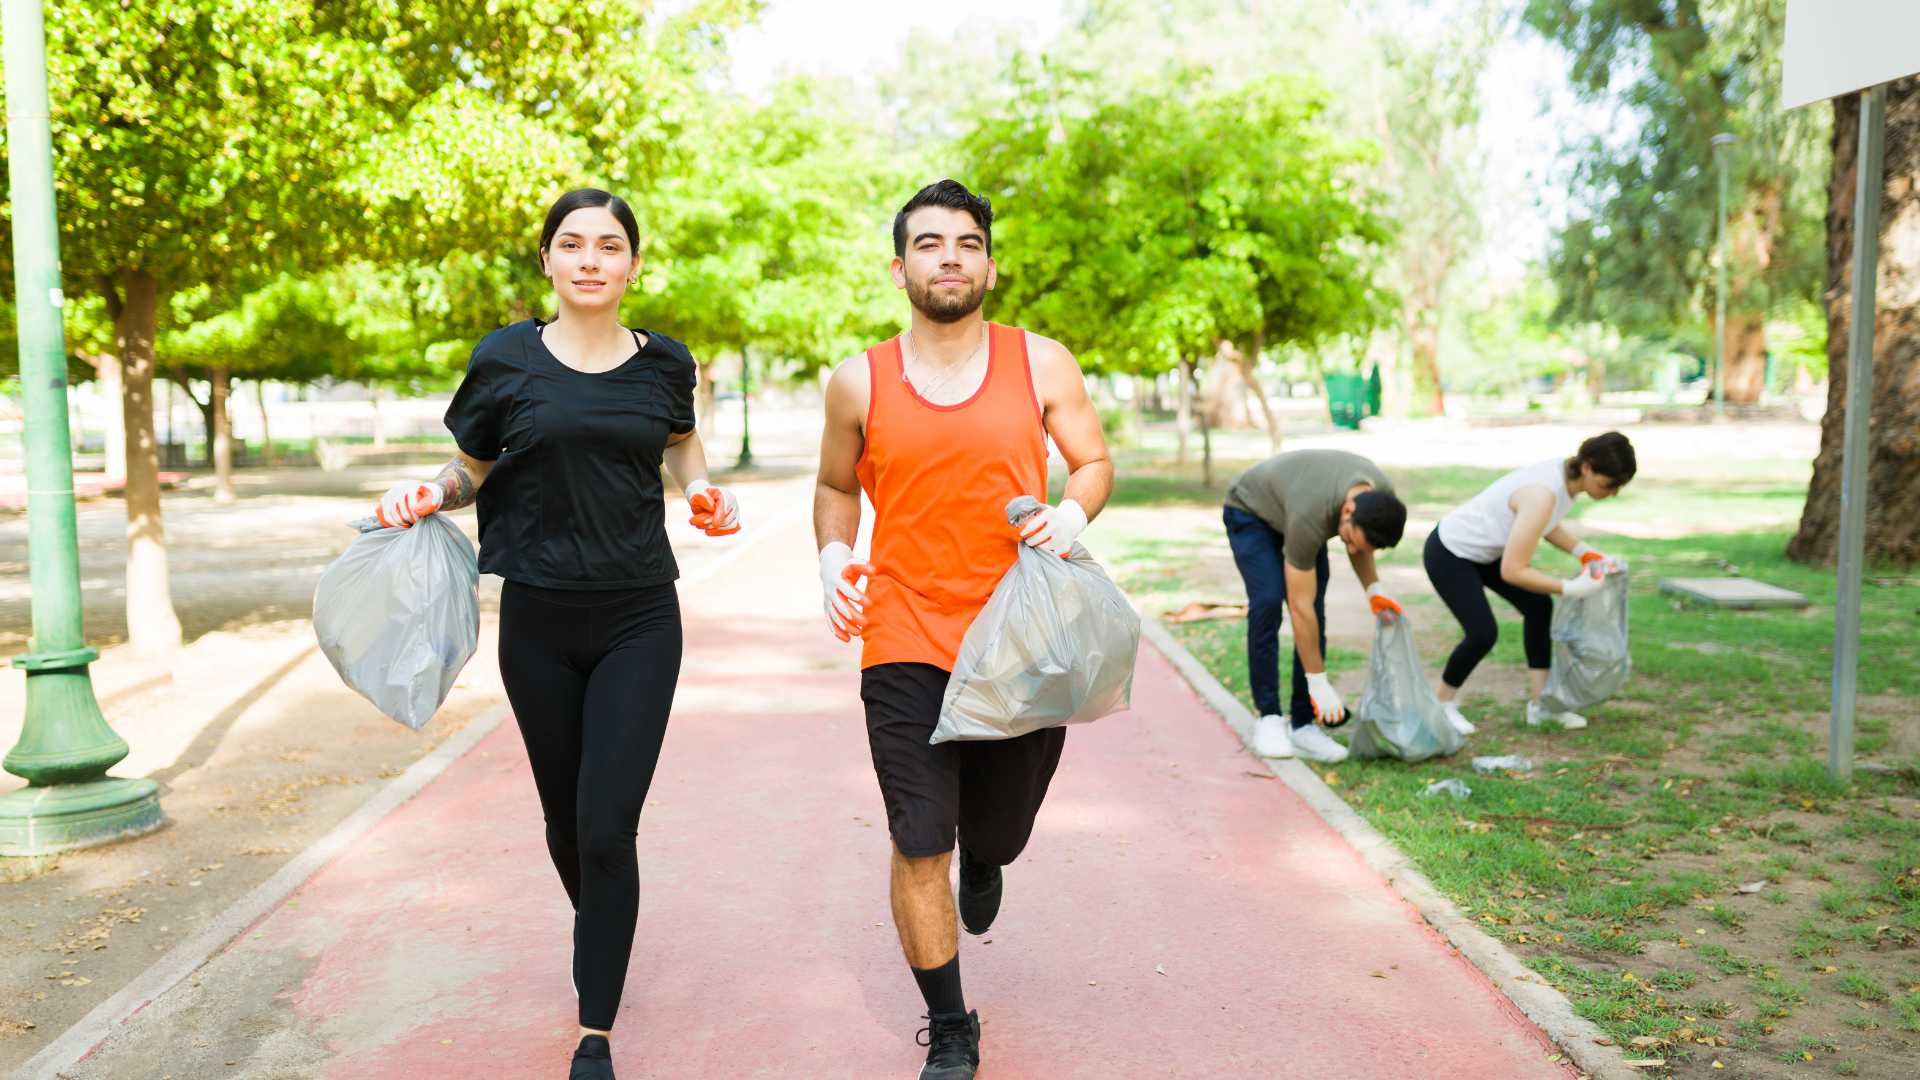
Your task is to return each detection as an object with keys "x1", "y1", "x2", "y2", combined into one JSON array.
[{"x1": 1225, "y1": 449, "x2": 1394, "y2": 569}]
